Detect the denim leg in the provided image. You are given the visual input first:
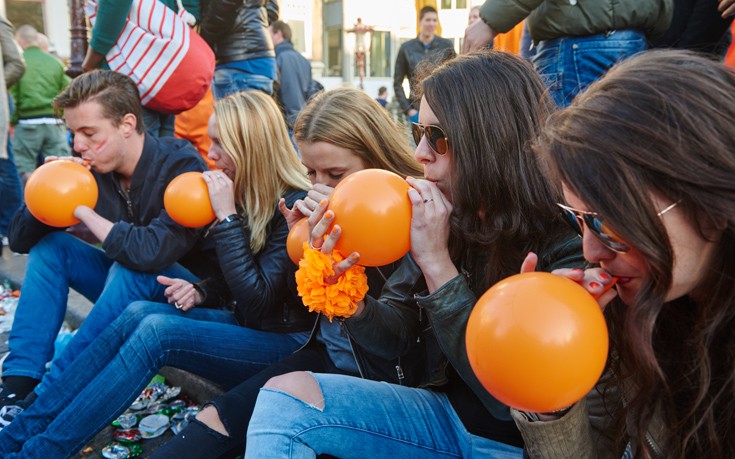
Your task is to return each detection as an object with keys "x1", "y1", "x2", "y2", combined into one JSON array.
[
  {"x1": 36, "y1": 263, "x2": 199, "y2": 395},
  {"x1": 0, "y1": 301, "x2": 238, "y2": 455},
  {"x1": 212, "y1": 68, "x2": 274, "y2": 99},
  {"x1": 0, "y1": 142, "x2": 22, "y2": 236},
  {"x1": 246, "y1": 373, "x2": 524, "y2": 459},
  {"x1": 151, "y1": 347, "x2": 333, "y2": 459},
  {"x1": 533, "y1": 30, "x2": 647, "y2": 108},
  {"x1": 142, "y1": 108, "x2": 176, "y2": 137},
  {"x1": 2, "y1": 233, "x2": 112, "y2": 380},
  {"x1": 3, "y1": 314, "x2": 306, "y2": 458}
]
